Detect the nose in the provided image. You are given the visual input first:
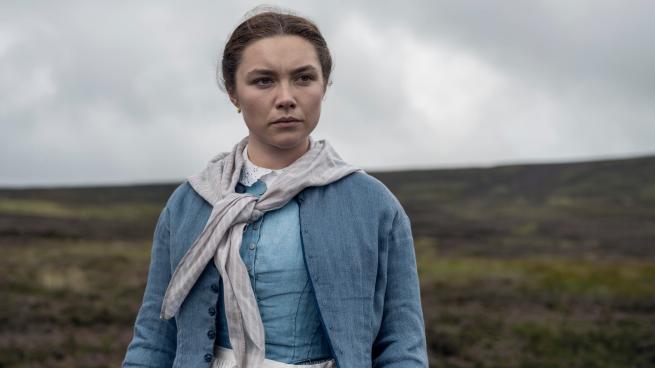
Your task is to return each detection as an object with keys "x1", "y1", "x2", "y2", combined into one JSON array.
[{"x1": 275, "y1": 83, "x2": 296, "y2": 110}]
